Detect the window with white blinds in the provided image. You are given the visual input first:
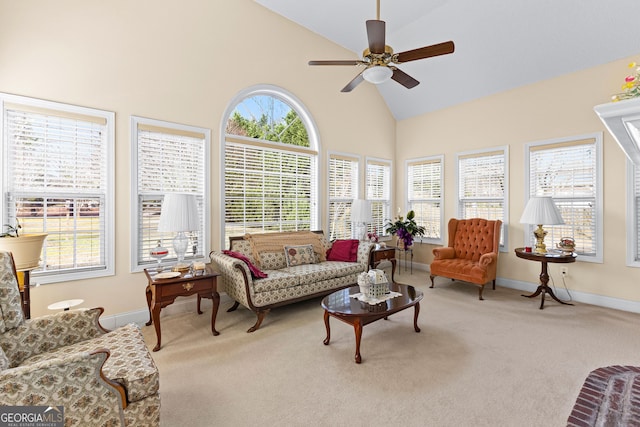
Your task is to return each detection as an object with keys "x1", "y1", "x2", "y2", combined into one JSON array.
[
  {"x1": 628, "y1": 162, "x2": 640, "y2": 266},
  {"x1": 457, "y1": 147, "x2": 508, "y2": 248},
  {"x1": 131, "y1": 117, "x2": 209, "y2": 270},
  {"x1": 1, "y1": 93, "x2": 114, "y2": 282},
  {"x1": 525, "y1": 134, "x2": 602, "y2": 262},
  {"x1": 366, "y1": 158, "x2": 391, "y2": 238},
  {"x1": 329, "y1": 154, "x2": 359, "y2": 240},
  {"x1": 224, "y1": 137, "x2": 316, "y2": 242},
  {"x1": 407, "y1": 156, "x2": 443, "y2": 242},
  {"x1": 222, "y1": 88, "x2": 319, "y2": 246}
]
